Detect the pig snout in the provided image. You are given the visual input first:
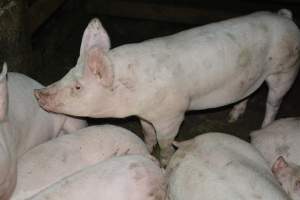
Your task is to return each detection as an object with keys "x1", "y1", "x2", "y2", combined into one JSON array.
[{"x1": 34, "y1": 88, "x2": 56, "y2": 111}]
